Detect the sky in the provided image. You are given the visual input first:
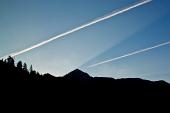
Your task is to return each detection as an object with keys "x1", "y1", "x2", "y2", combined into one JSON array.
[{"x1": 0, "y1": 0, "x2": 170, "y2": 82}]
